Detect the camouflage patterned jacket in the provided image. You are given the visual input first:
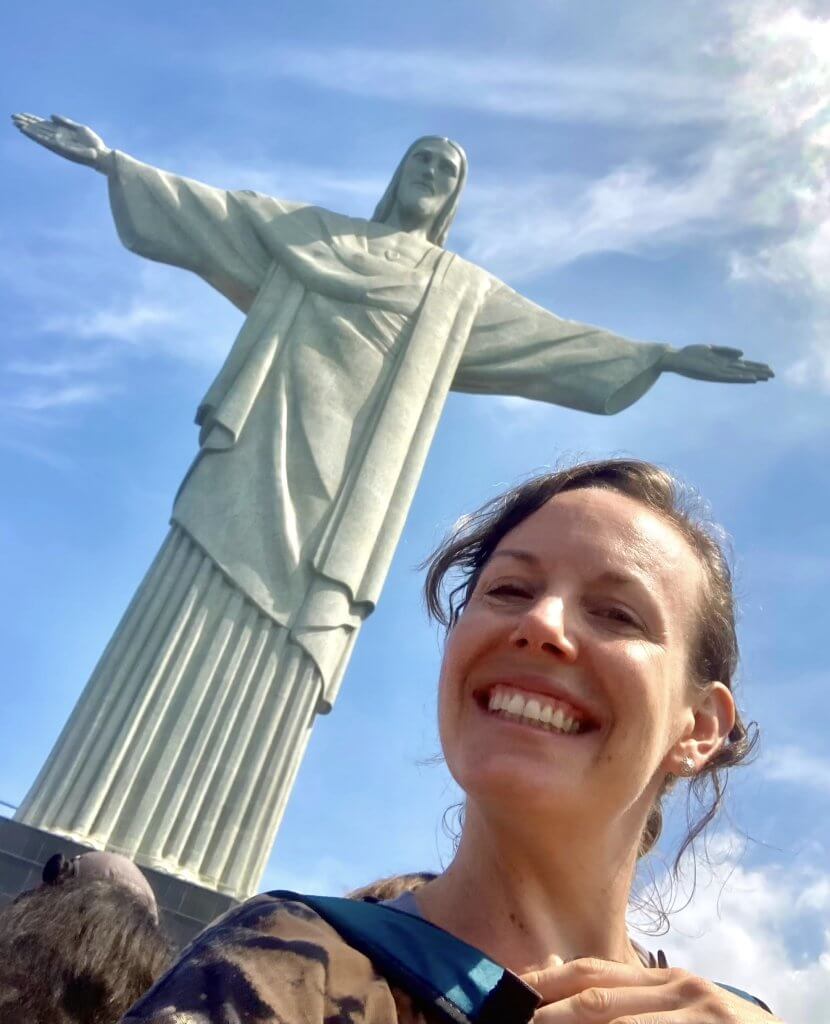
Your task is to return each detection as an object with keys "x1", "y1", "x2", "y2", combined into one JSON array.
[{"x1": 121, "y1": 891, "x2": 771, "y2": 1023}]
